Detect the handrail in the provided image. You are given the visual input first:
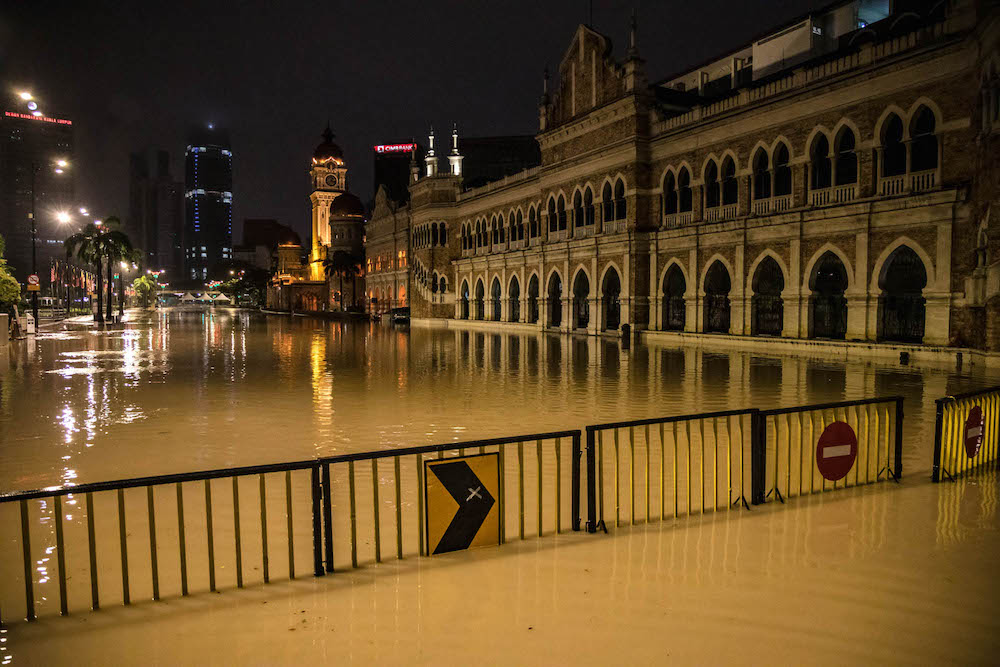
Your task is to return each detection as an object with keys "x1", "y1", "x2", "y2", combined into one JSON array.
[
  {"x1": 0, "y1": 429, "x2": 581, "y2": 504},
  {"x1": 759, "y1": 395, "x2": 902, "y2": 417},
  {"x1": 935, "y1": 385, "x2": 1000, "y2": 404},
  {"x1": 586, "y1": 408, "x2": 756, "y2": 433}
]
